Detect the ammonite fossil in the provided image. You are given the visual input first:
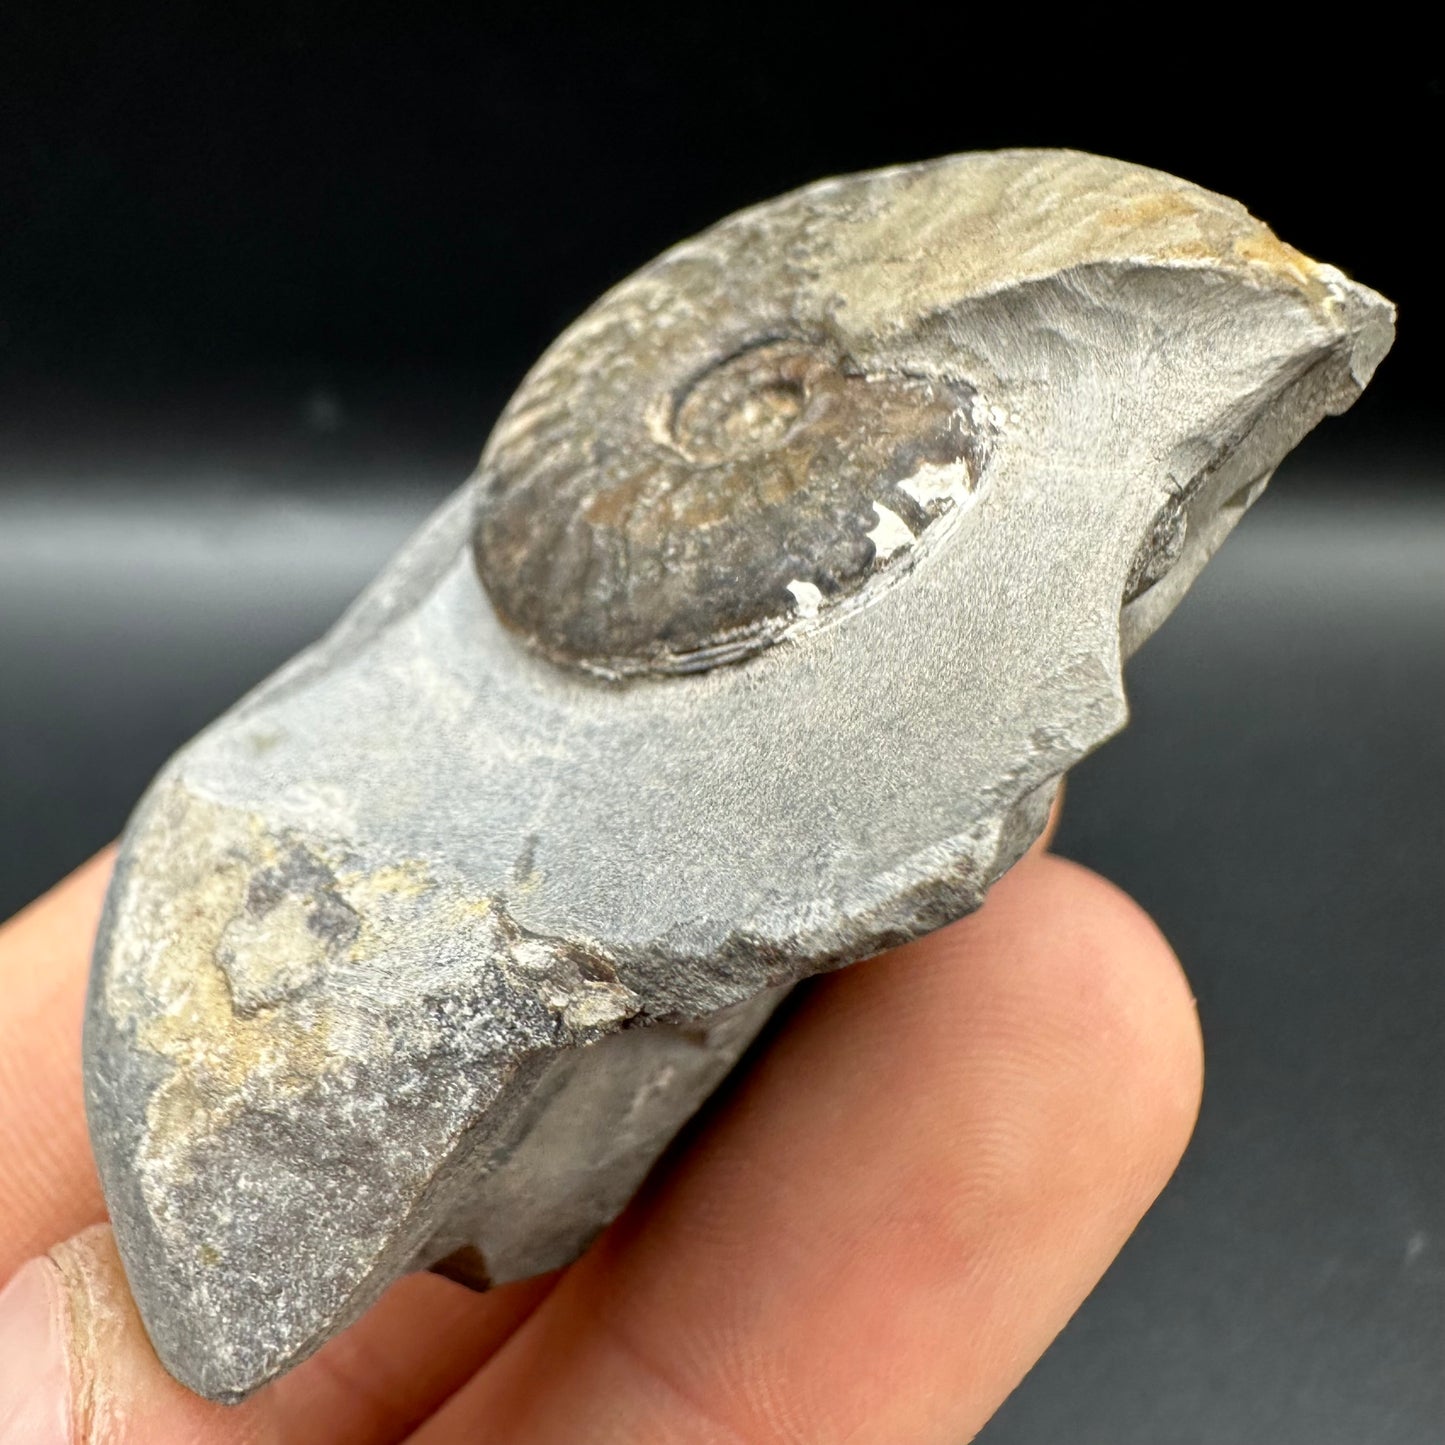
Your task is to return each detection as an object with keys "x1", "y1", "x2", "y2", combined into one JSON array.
[
  {"x1": 82, "y1": 149, "x2": 1393, "y2": 1401},
  {"x1": 476, "y1": 323, "x2": 985, "y2": 676}
]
